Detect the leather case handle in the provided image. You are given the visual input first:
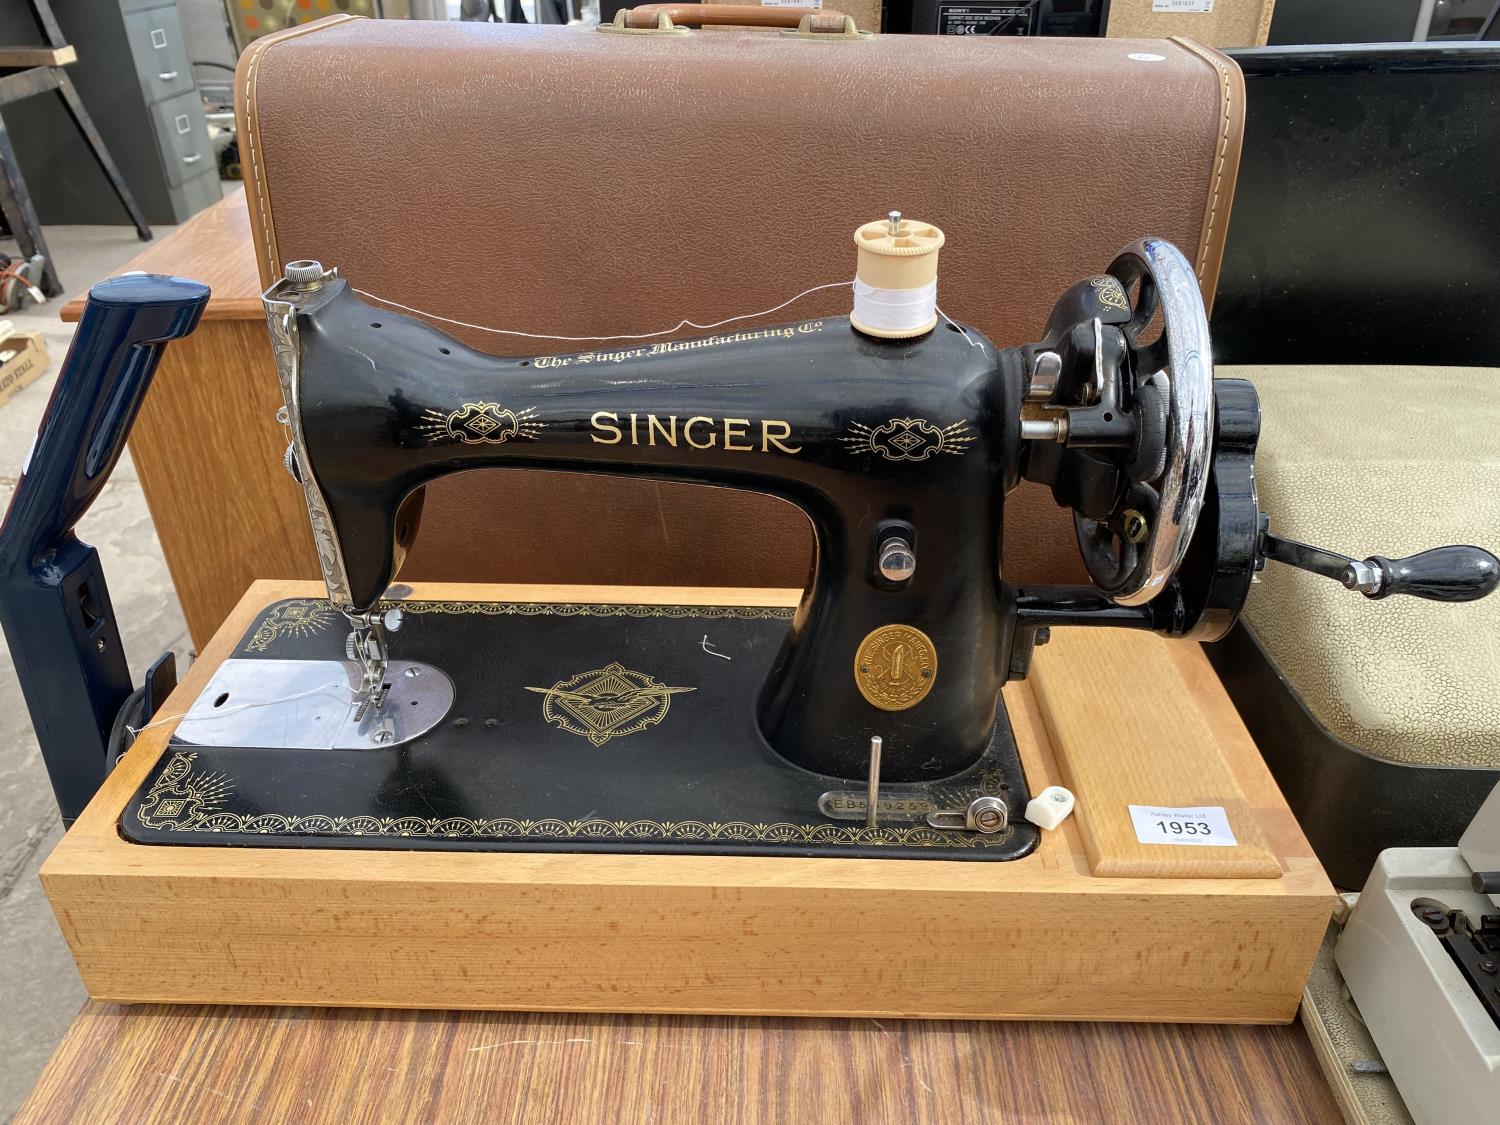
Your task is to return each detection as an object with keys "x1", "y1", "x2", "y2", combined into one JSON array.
[{"x1": 623, "y1": 4, "x2": 849, "y2": 28}]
